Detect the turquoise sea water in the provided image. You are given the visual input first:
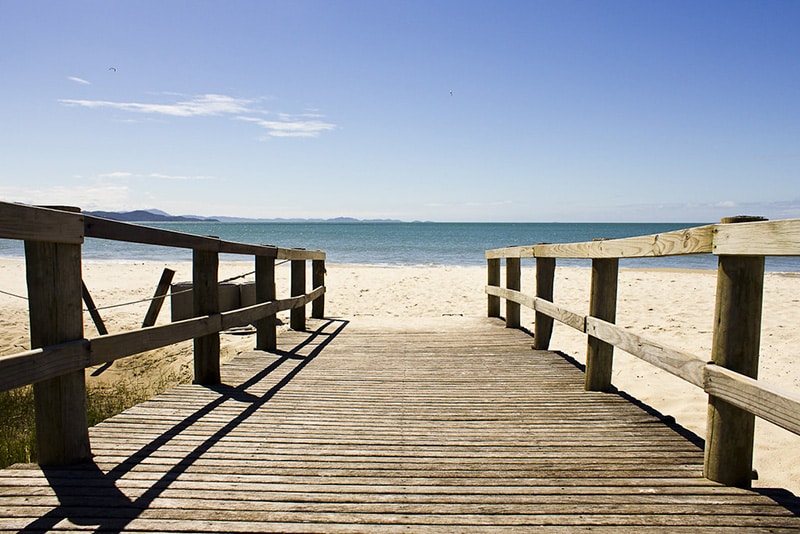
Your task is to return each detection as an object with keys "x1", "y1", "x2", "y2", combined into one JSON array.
[{"x1": 2, "y1": 222, "x2": 799, "y2": 272}]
